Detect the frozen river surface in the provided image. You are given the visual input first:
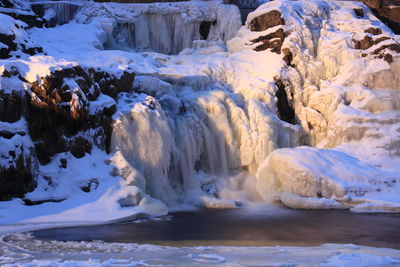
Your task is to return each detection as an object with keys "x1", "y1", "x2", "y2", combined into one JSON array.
[
  {"x1": 2, "y1": 207, "x2": 400, "y2": 266},
  {"x1": 32, "y1": 207, "x2": 400, "y2": 249}
]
